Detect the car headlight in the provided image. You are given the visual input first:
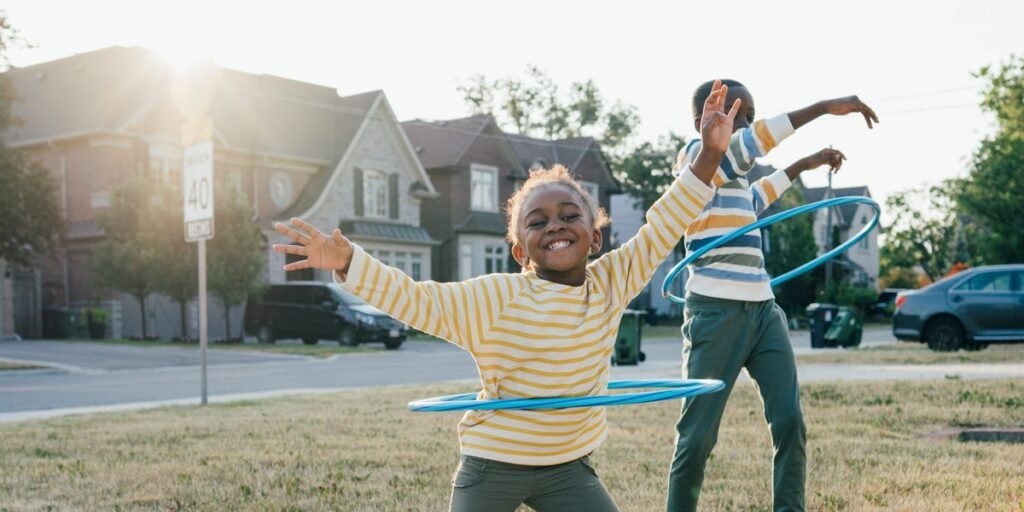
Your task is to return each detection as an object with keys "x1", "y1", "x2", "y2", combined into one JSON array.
[{"x1": 356, "y1": 313, "x2": 376, "y2": 326}]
